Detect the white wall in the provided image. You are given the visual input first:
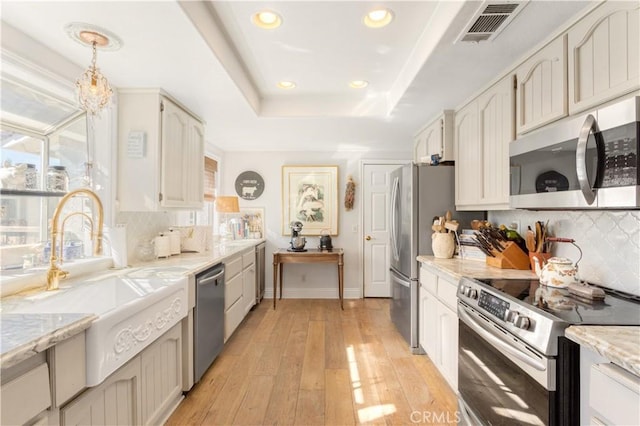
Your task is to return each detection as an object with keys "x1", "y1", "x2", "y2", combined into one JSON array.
[{"x1": 222, "y1": 150, "x2": 407, "y2": 299}]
